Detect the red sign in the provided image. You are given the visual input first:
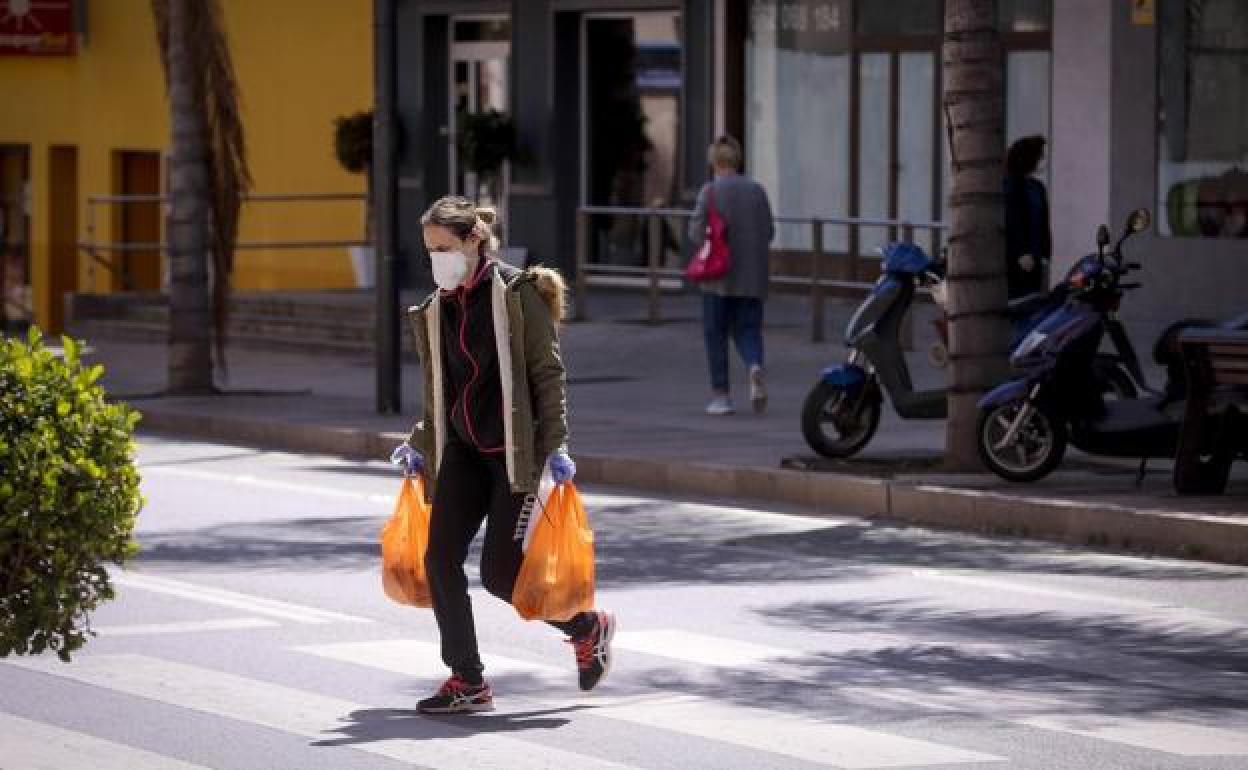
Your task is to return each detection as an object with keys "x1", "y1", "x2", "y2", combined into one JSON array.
[{"x1": 0, "y1": 0, "x2": 75, "y2": 56}]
